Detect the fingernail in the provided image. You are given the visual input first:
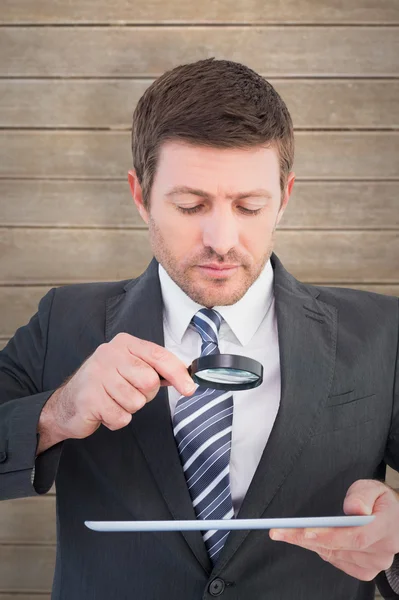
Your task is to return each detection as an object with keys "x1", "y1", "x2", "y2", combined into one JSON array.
[
  {"x1": 185, "y1": 381, "x2": 196, "y2": 394},
  {"x1": 305, "y1": 531, "x2": 318, "y2": 540},
  {"x1": 271, "y1": 531, "x2": 284, "y2": 541}
]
